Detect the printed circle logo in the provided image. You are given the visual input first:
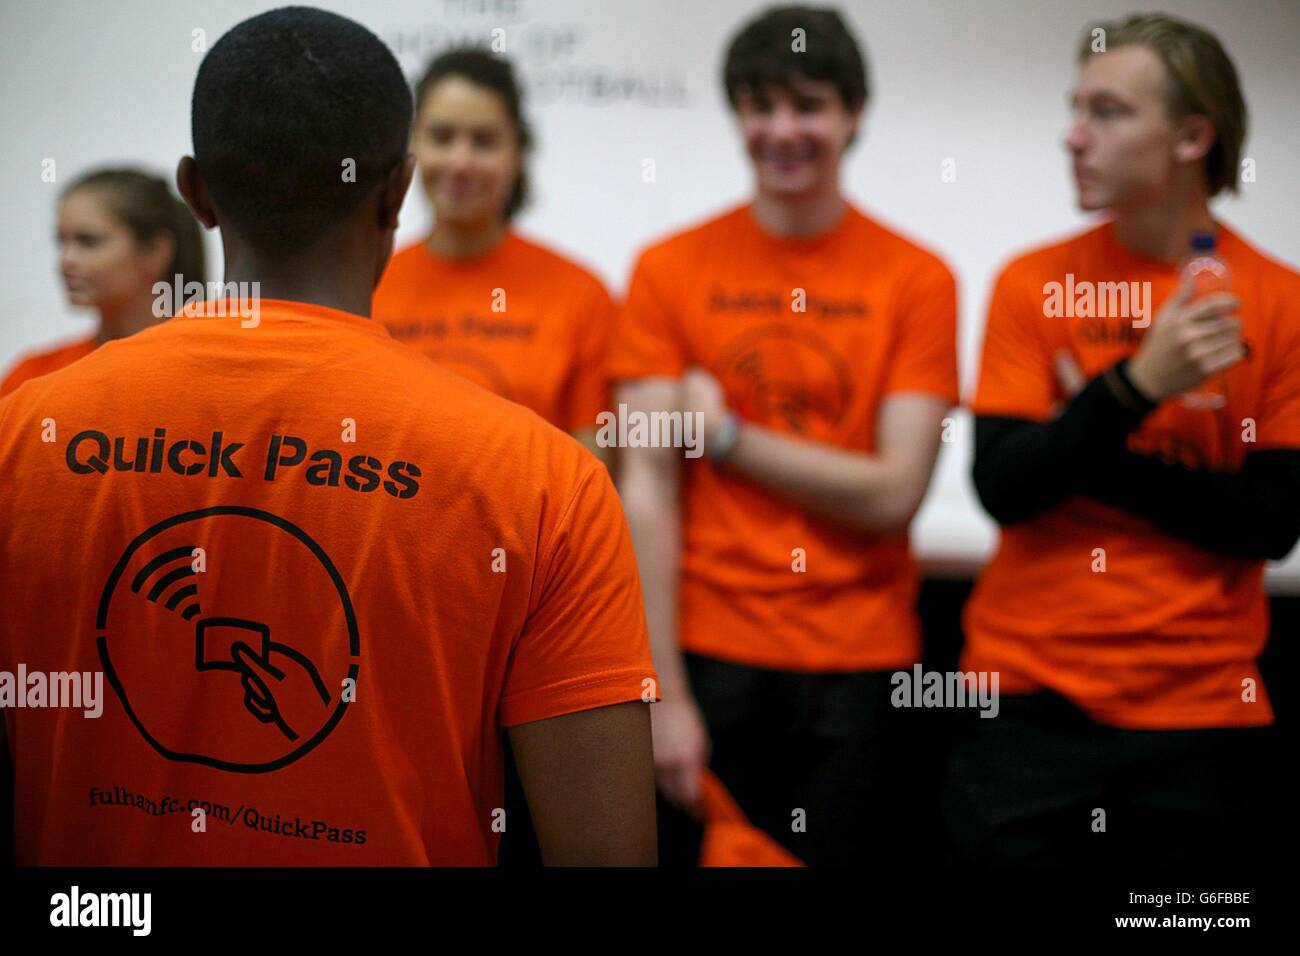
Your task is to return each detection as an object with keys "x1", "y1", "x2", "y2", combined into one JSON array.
[
  {"x1": 716, "y1": 325, "x2": 853, "y2": 440},
  {"x1": 96, "y1": 506, "x2": 359, "y2": 774}
]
